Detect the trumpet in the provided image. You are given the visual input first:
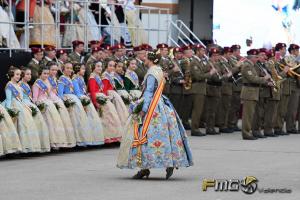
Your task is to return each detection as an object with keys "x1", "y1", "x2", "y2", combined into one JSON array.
[
  {"x1": 203, "y1": 54, "x2": 222, "y2": 79},
  {"x1": 278, "y1": 62, "x2": 300, "y2": 78}
]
